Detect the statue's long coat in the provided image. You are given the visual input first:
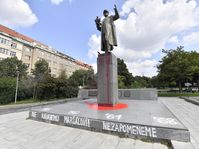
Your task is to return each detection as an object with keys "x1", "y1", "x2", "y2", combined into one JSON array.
[{"x1": 101, "y1": 16, "x2": 118, "y2": 51}]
